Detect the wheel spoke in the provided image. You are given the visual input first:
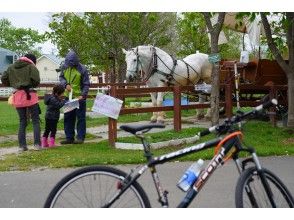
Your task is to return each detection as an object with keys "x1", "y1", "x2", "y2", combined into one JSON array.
[{"x1": 45, "y1": 166, "x2": 150, "y2": 208}]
